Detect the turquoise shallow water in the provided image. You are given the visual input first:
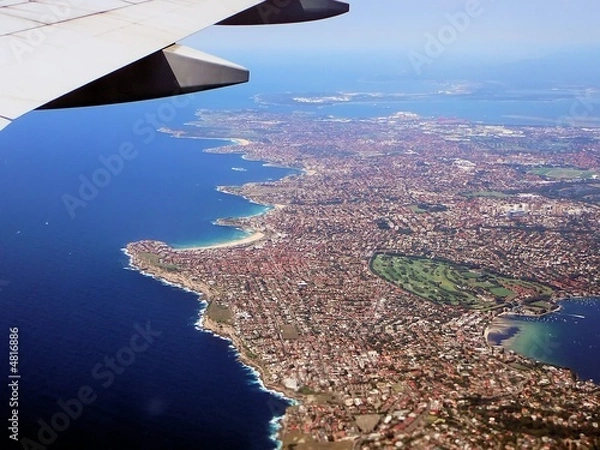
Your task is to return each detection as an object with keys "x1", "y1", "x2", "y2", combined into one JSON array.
[{"x1": 488, "y1": 298, "x2": 600, "y2": 383}]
